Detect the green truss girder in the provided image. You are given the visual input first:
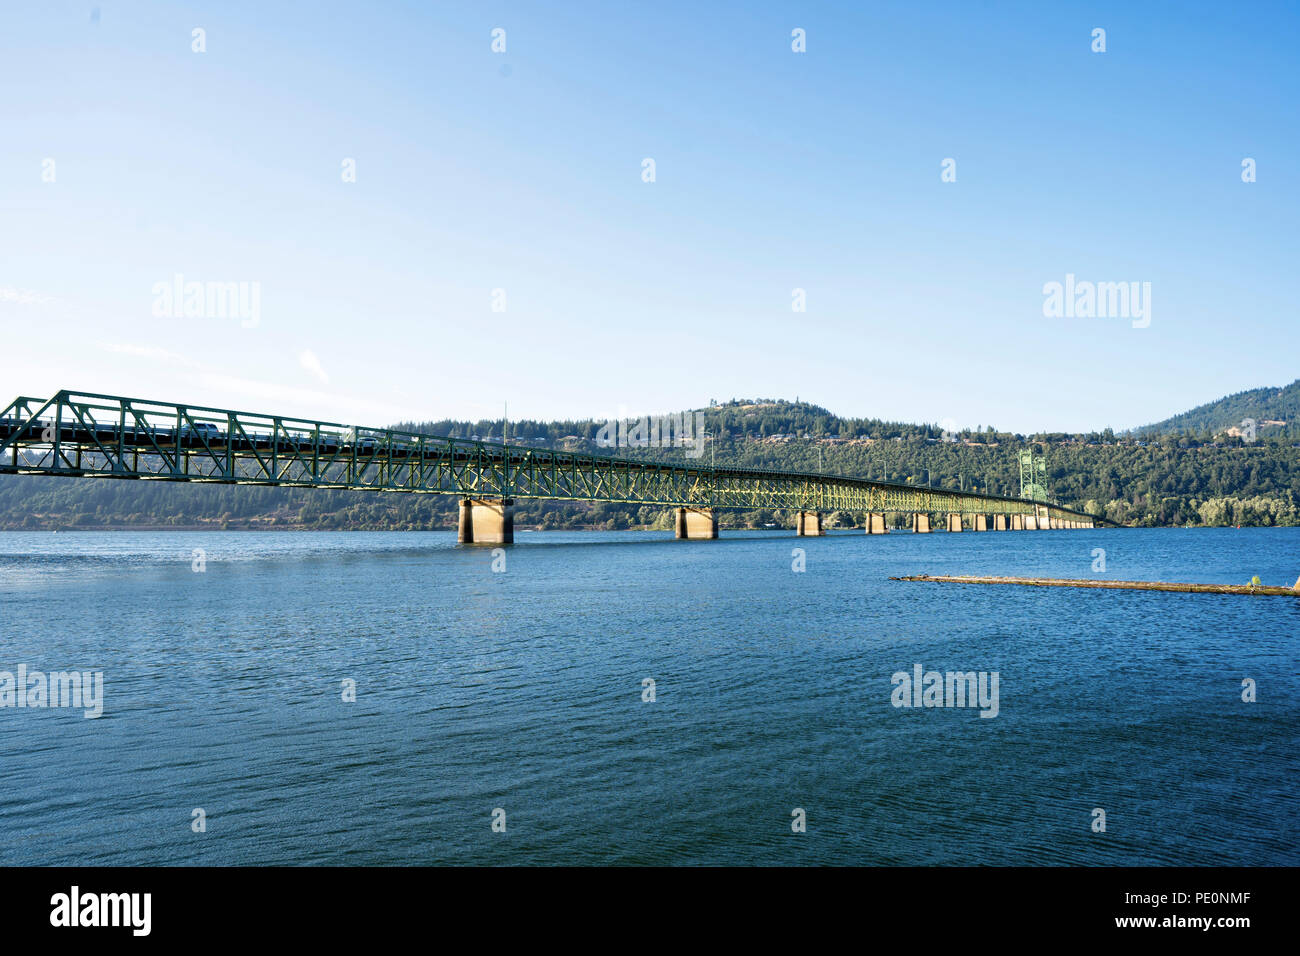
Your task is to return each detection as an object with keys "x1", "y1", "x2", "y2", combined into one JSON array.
[{"x1": 0, "y1": 390, "x2": 1093, "y2": 523}]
